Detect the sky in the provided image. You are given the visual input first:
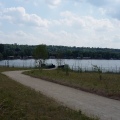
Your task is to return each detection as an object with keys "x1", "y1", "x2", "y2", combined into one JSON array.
[{"x1": 0, "y1": 0, "x2": 120, "y2": 48}]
